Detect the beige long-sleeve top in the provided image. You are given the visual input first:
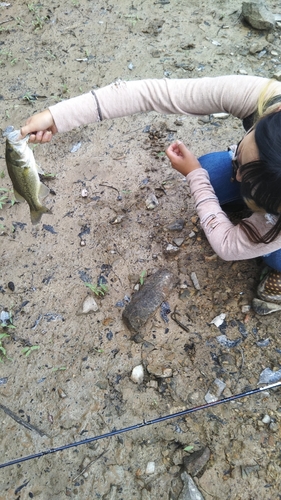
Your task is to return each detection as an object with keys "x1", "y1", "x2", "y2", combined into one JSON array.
[{"x1": 49, "y1": 75, "x2": 281, "y2": 262}]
